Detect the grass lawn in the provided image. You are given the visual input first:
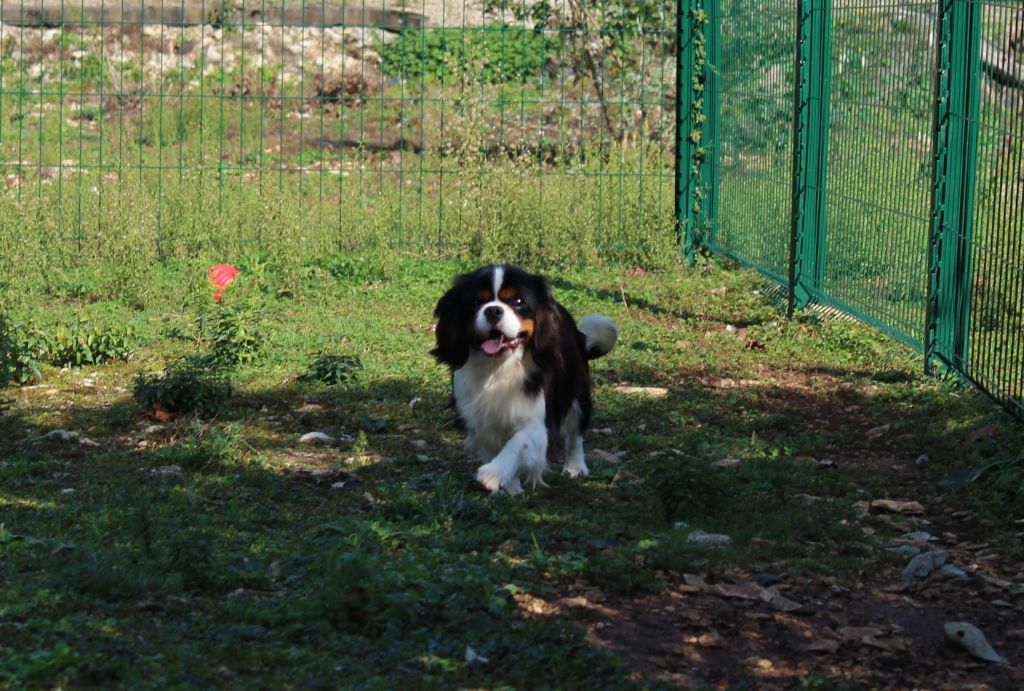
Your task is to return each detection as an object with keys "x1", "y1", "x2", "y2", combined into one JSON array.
[{"x1": 1, "y1": 254, "x2": 1022, "y2": 688}]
